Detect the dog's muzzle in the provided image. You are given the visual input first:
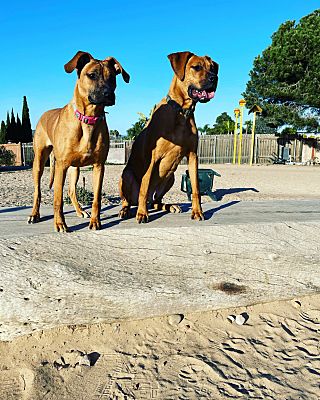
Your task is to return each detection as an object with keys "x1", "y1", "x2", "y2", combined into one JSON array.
[
  {"x1": 88, "y1": 92, "x2": 115, "y2": 106},
  {"x1": 188, "y1": 86, "x2": 215, "y2": 103}
]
